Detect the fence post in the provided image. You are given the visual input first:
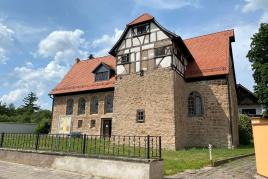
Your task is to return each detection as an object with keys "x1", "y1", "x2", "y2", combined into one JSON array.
[
  {"x1": 82, "y1": 134, "x2": 86, "y2": 154},
  {"x1": 35, "y1": 133, "x2": 40, "y2": 151},
  {"x1": 0, "y1": 132, "x2": 4, "y2": 148},
  {"x1": 159, "y1": 136, "x2": 161, "y2": 159},
  {"x1": 147, "y1": 135, "x2": 150, "y2": 159}
]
